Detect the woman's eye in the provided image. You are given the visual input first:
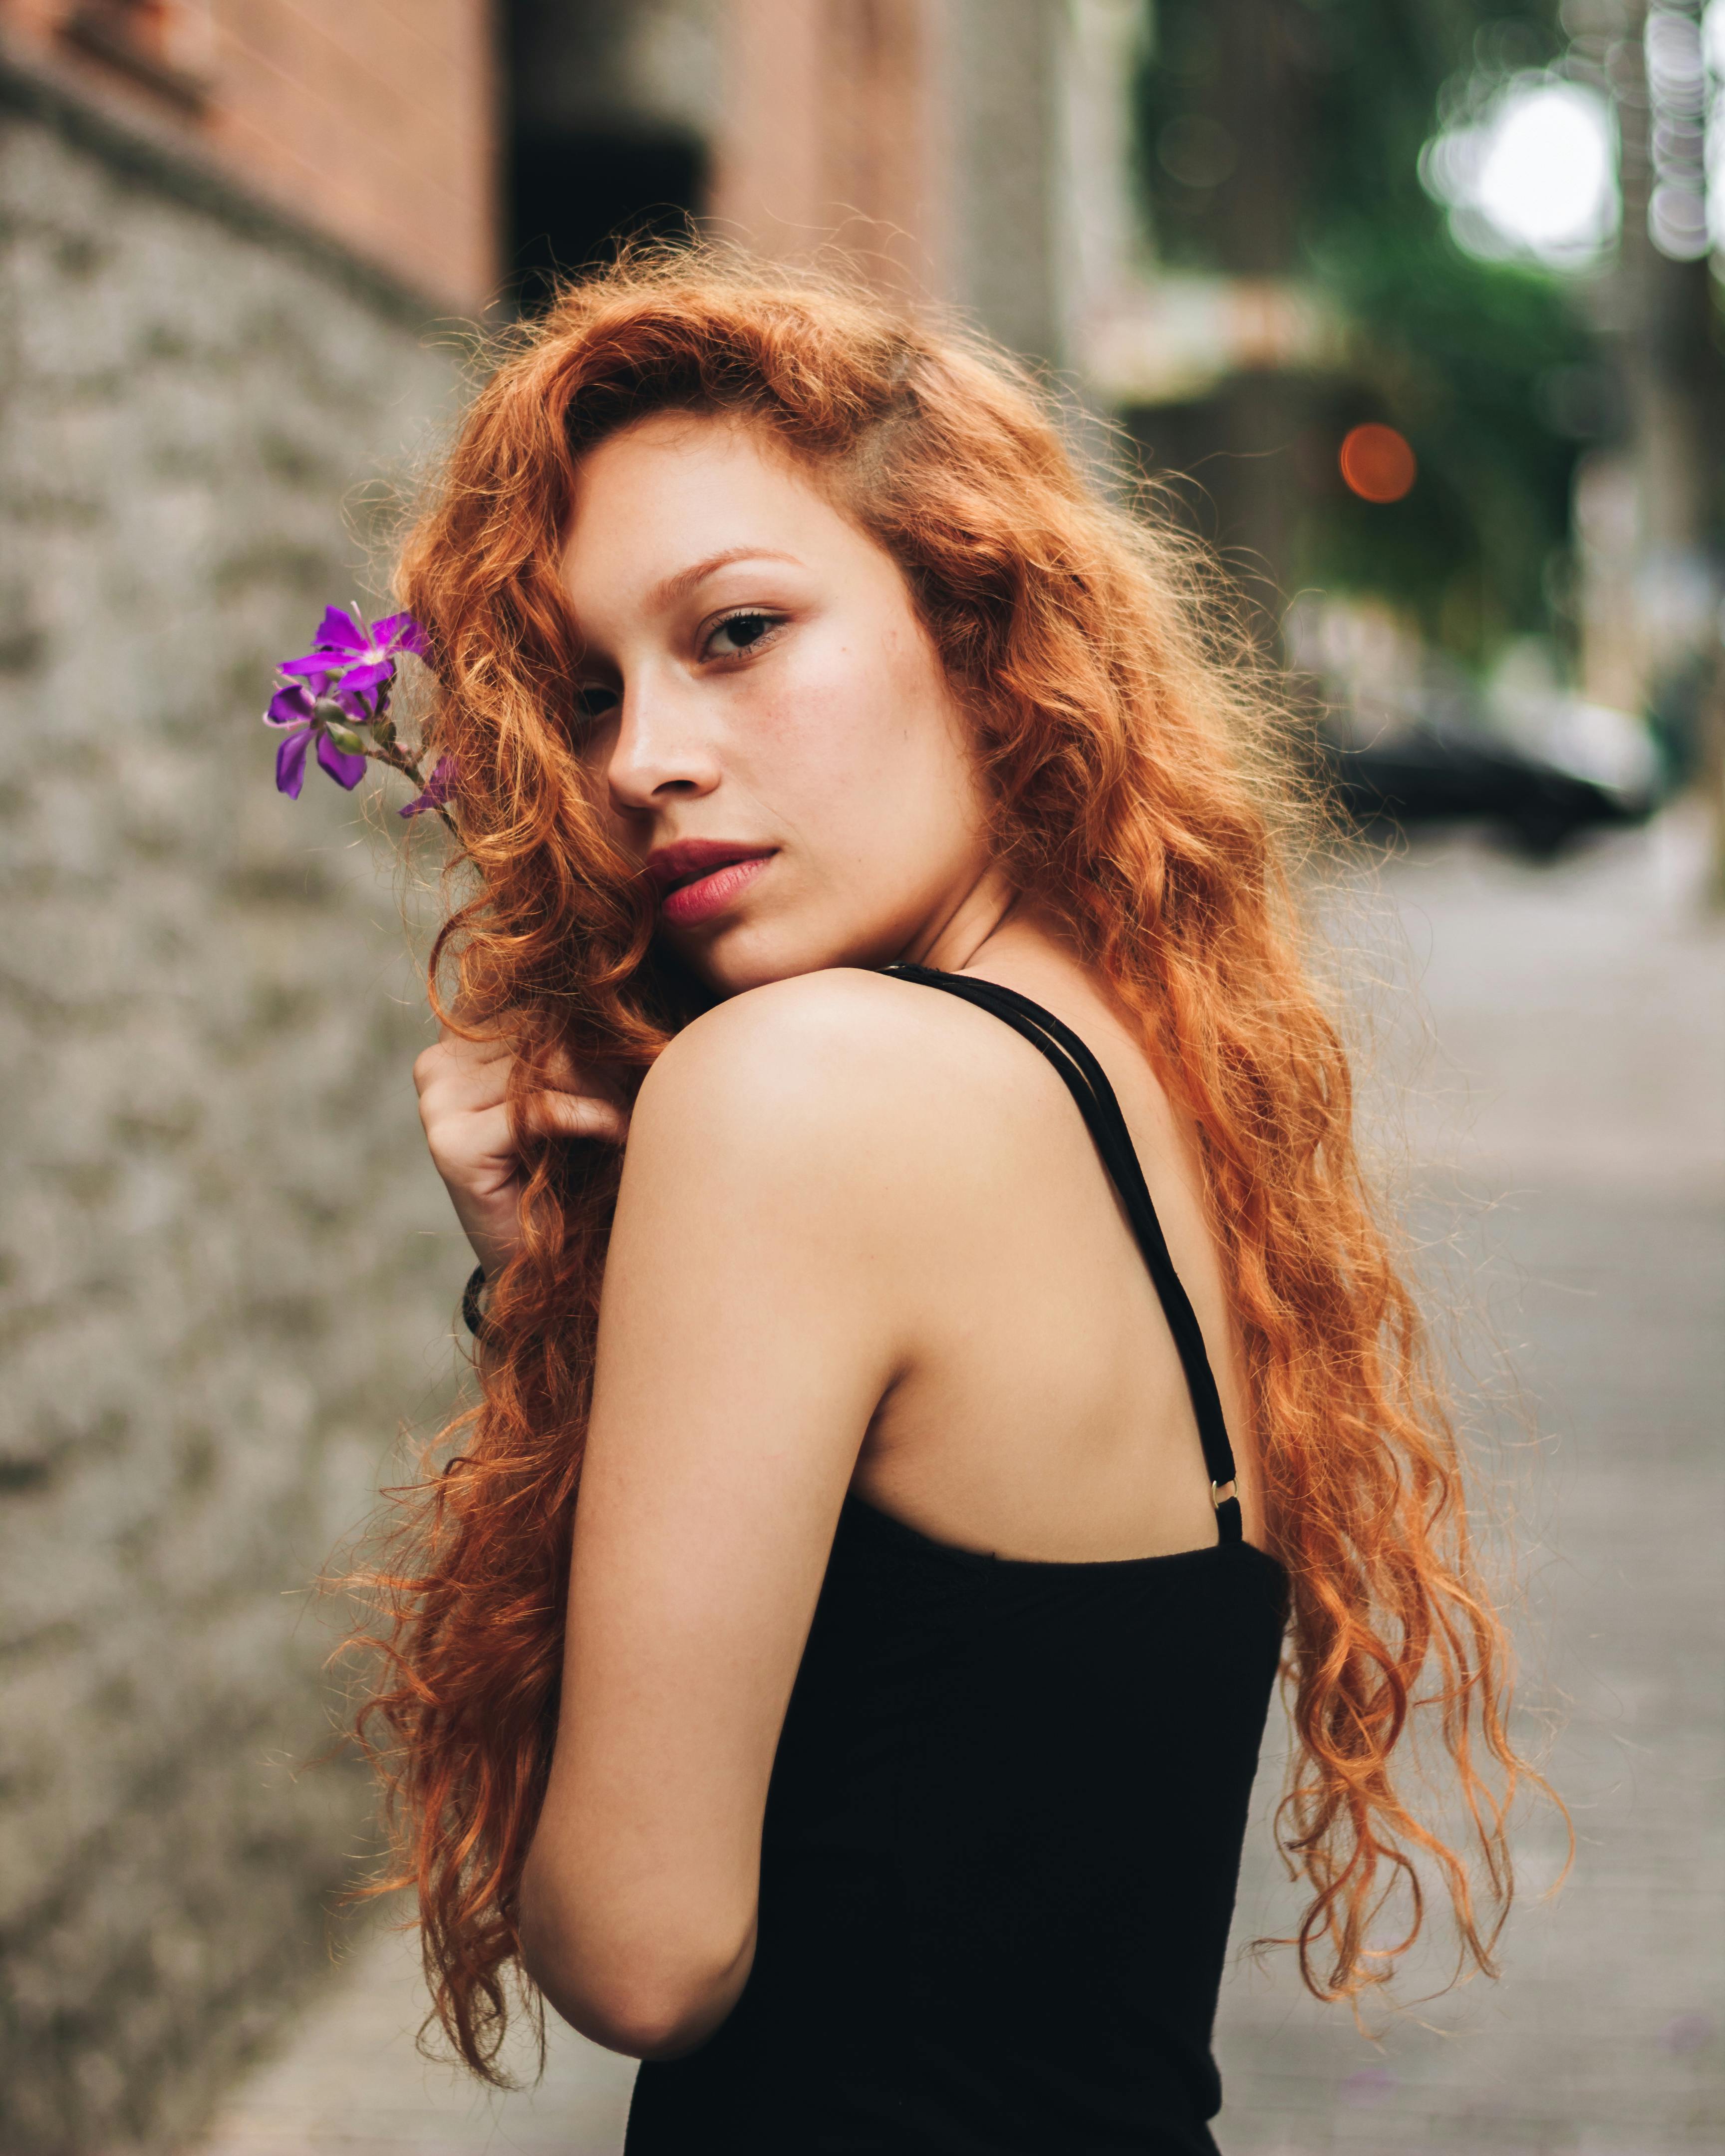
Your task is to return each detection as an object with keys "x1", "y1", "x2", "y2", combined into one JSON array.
[
  {"x1": 704, "y1": 611, "x2": 781, "y2": 659},
  {"x1": 574, "y1": 683, "x2": 619, "y2": 722}
]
